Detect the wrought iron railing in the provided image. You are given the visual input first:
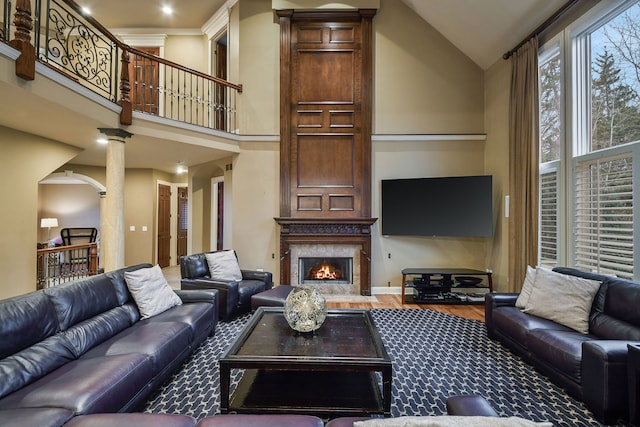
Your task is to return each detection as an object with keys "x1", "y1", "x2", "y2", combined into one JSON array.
[
  {"x1": 1, "y1": 0, "x2": 11, "y2": 42},
  {"x1": 7, "y1": 0, "x2": 241, "y2": 132},
  {"x1": 36, "y1": 242, "x2": 99, "y2": 289}
]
